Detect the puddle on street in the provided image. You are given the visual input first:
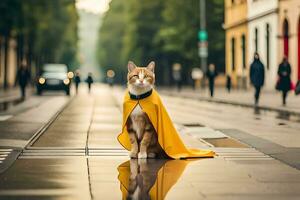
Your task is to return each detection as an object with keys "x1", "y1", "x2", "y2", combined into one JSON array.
[
  {"x1": 0, "y1": 98, "x2": 24, "y2": 112},
  {"x1": 253, "y1": 107, "x2": 300, "y2": 124},
  {"x1": 253, "y1": 107, "x2": 261, "y2": 115},
  {"x1": 0, "y1": 158, "x2": 91, "y2": 200},
  {"x1": 117, "y1": 159, "x2": 192, "y2": 200},
  {"x1": 276, "y1": 112, "x2": 291, "y2": 121},
  {"x1": 0, "y1": 157, "x2": 197, "y2": 200}
]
